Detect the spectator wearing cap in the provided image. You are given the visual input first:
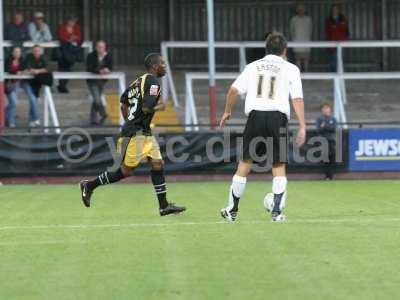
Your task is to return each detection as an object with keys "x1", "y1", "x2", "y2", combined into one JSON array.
[
  {"x1": 28, "y1": 11, "x2": 52, "y2": 43},
  {"x1": 56, "y1": 16, "x2": 83, "y2": 93},
  {"x1": 5, "y1": 47, "x2": 39, "y2": 127},
  {"x1": 4, "y1": 12, "x2": 29, "y2": 46},
  {"x1": 86, "y1": 40, "x2": 113, "y2": 125}
]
